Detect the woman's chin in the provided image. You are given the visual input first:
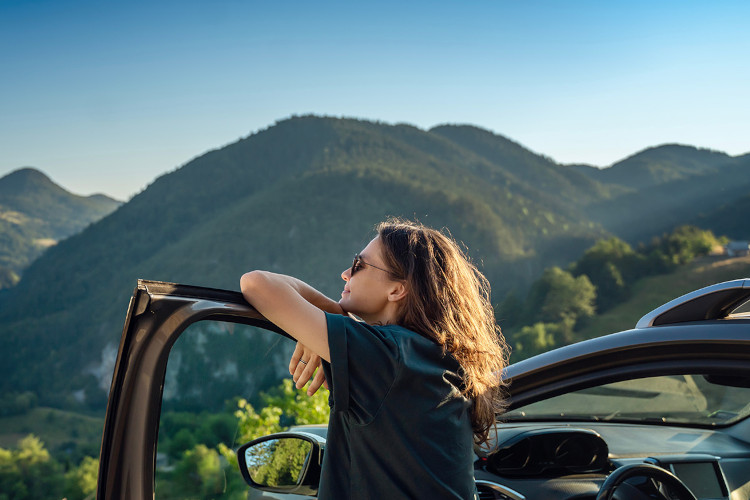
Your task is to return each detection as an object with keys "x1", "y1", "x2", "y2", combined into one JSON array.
[{"x1": 339, "y1": 294, "x2": 351, "y2": 311}]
